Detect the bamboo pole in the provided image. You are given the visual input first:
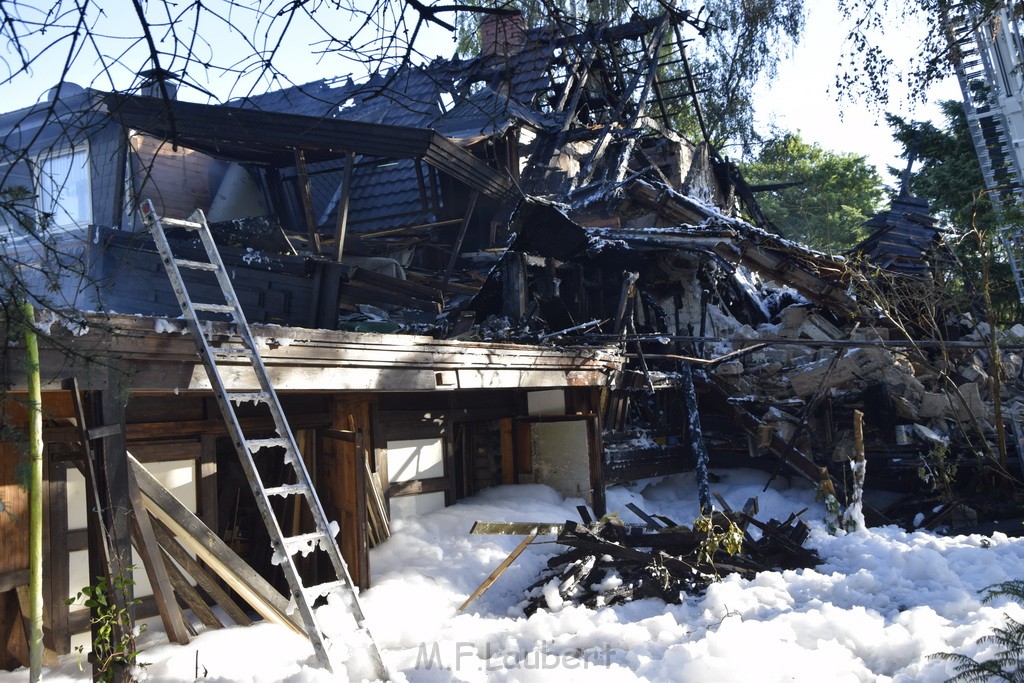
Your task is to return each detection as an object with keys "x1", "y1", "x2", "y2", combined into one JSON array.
[{"x1": 22, "y1": 301, "x2": 43, "y2": 682}]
